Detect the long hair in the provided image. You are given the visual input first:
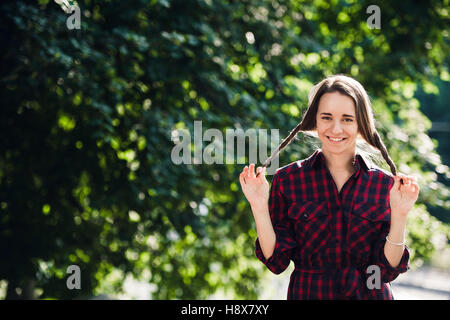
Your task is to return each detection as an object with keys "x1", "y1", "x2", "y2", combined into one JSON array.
[{"x1": 256, "y1": 74, "x2": 398, "y2": 177}]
